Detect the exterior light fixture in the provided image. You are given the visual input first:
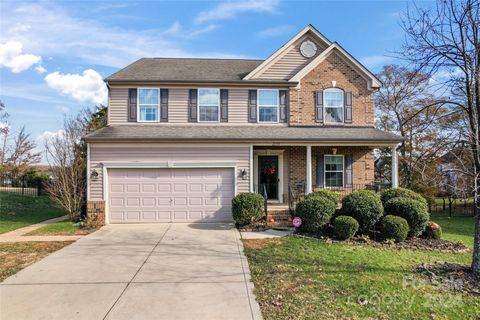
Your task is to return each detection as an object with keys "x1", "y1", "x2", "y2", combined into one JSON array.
[
  {"x1": 240, "y1": 169, "x2": 248, "y2": 180},
  {"x1": 90, "y1": 169, "x2": 99, "y2": 180}
]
